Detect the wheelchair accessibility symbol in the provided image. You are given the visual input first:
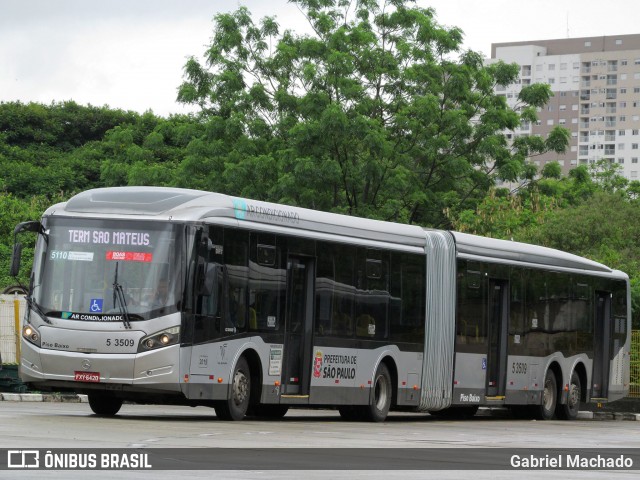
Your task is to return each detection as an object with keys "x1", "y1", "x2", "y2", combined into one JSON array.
[{"x1": 90, "y1": 299, "x2": 103, "y2": 313}]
